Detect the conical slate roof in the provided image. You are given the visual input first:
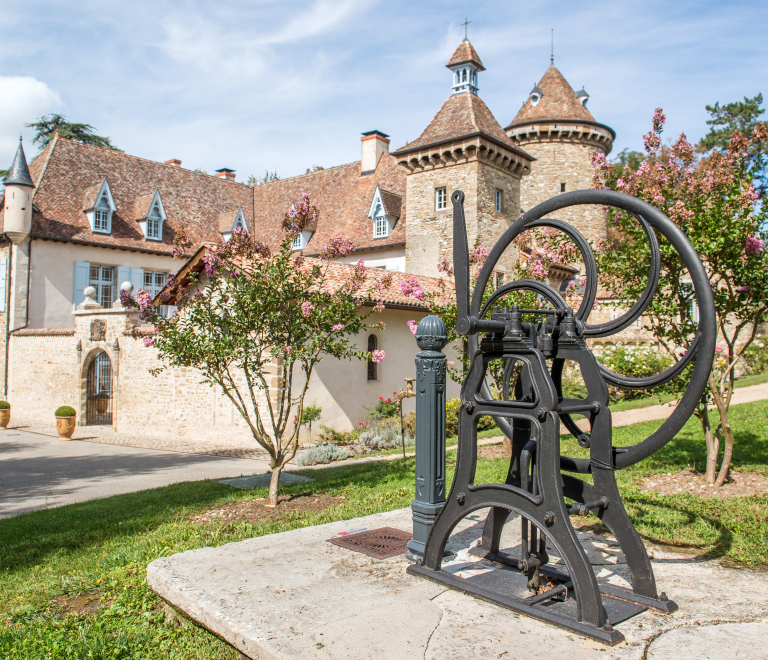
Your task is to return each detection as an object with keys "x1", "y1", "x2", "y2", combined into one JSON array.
[
  {"x1": 396, "y1": 92, "x2": 520, "y2": 153},
  {"x1": 5, "y1": 138, "x2": 34, "y2": 187},
  {"x1": 508, "y1": 65, "x2": 595, "y2": 127},
  {"x1": 446, "y1": 39, "x2": 485, "y2": 71}
]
